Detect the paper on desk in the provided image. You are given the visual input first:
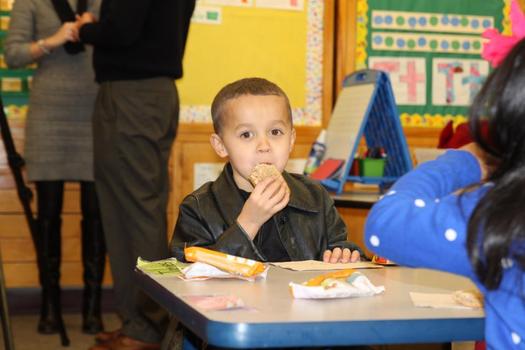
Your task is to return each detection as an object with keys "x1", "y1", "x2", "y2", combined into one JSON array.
[
  {"x1": 409, "y1": 292, "x2": 473, "y2": 309},
  {"x1": 272, "y1": 260, "x2": 383, "y2": 271},
  {"x1": 136, "y1": 257, "x2": 189, "y2": 277}
]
